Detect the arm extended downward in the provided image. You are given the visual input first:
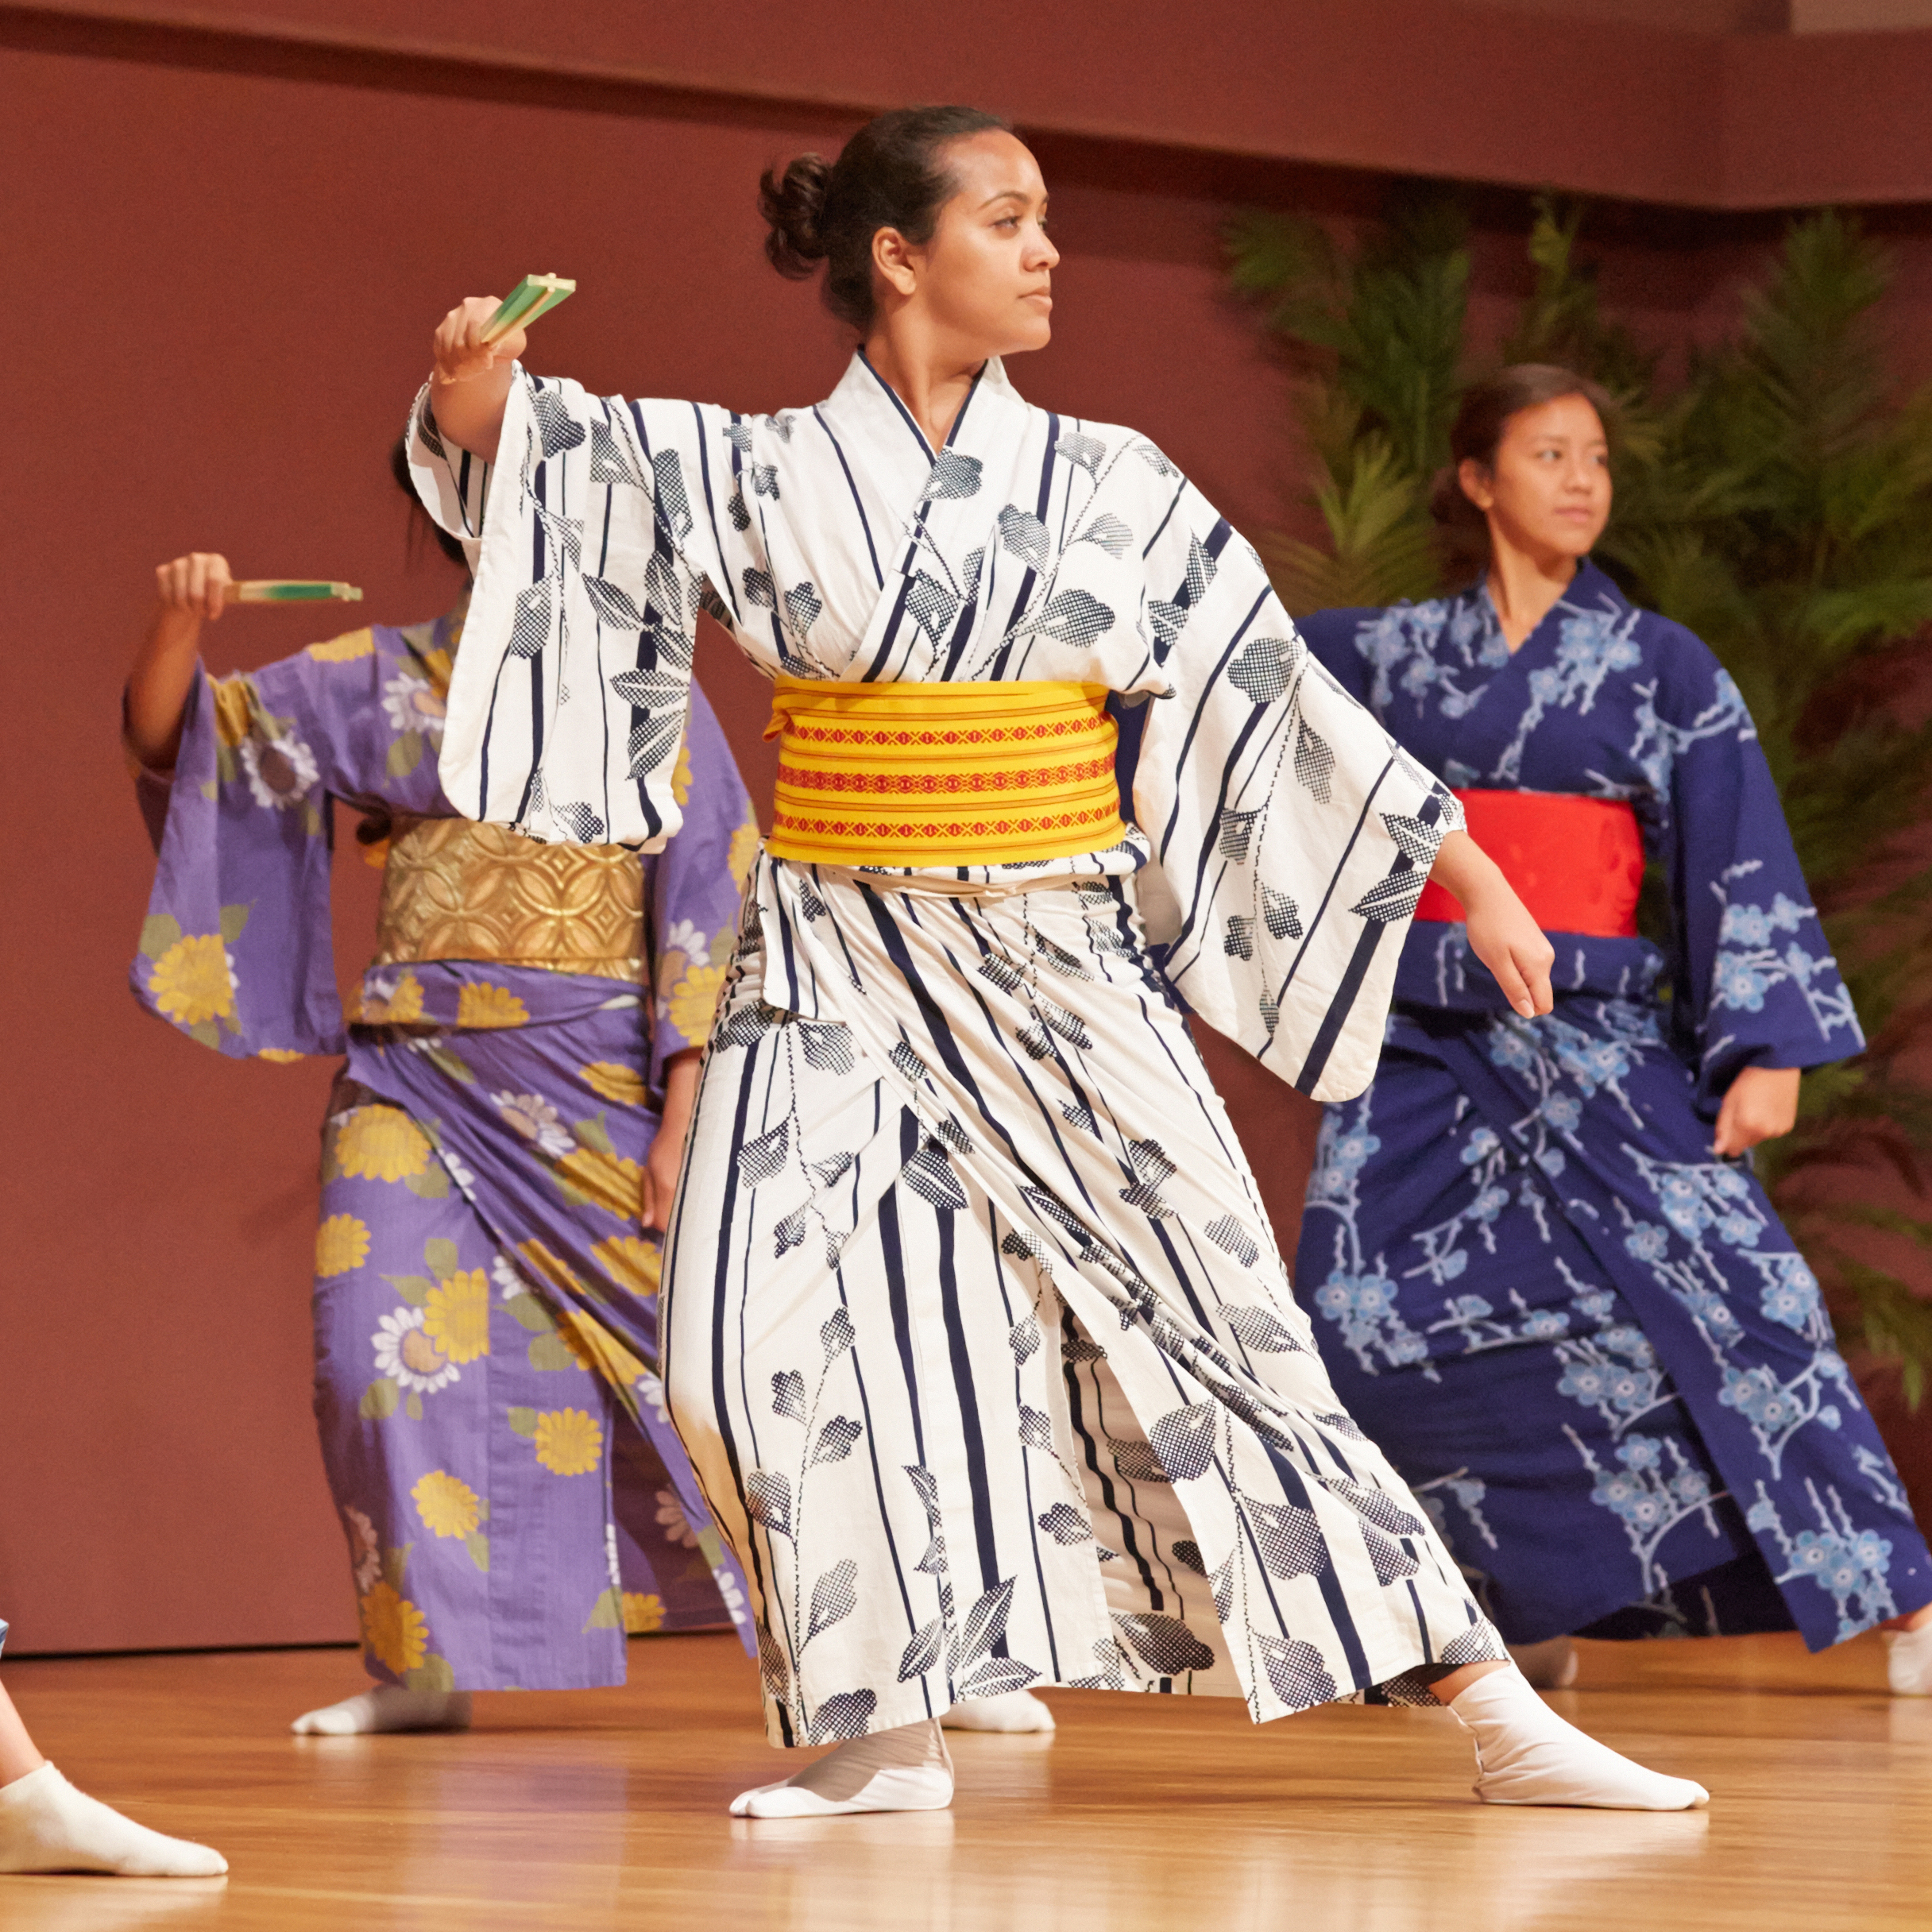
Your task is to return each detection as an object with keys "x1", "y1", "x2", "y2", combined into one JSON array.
[
  {"x1": 427, "y1": 297, "x2": 529, "y2": 463},
  {"x1": 1428, "y1": 828, "x2": 1555, "y2": 1020}
]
